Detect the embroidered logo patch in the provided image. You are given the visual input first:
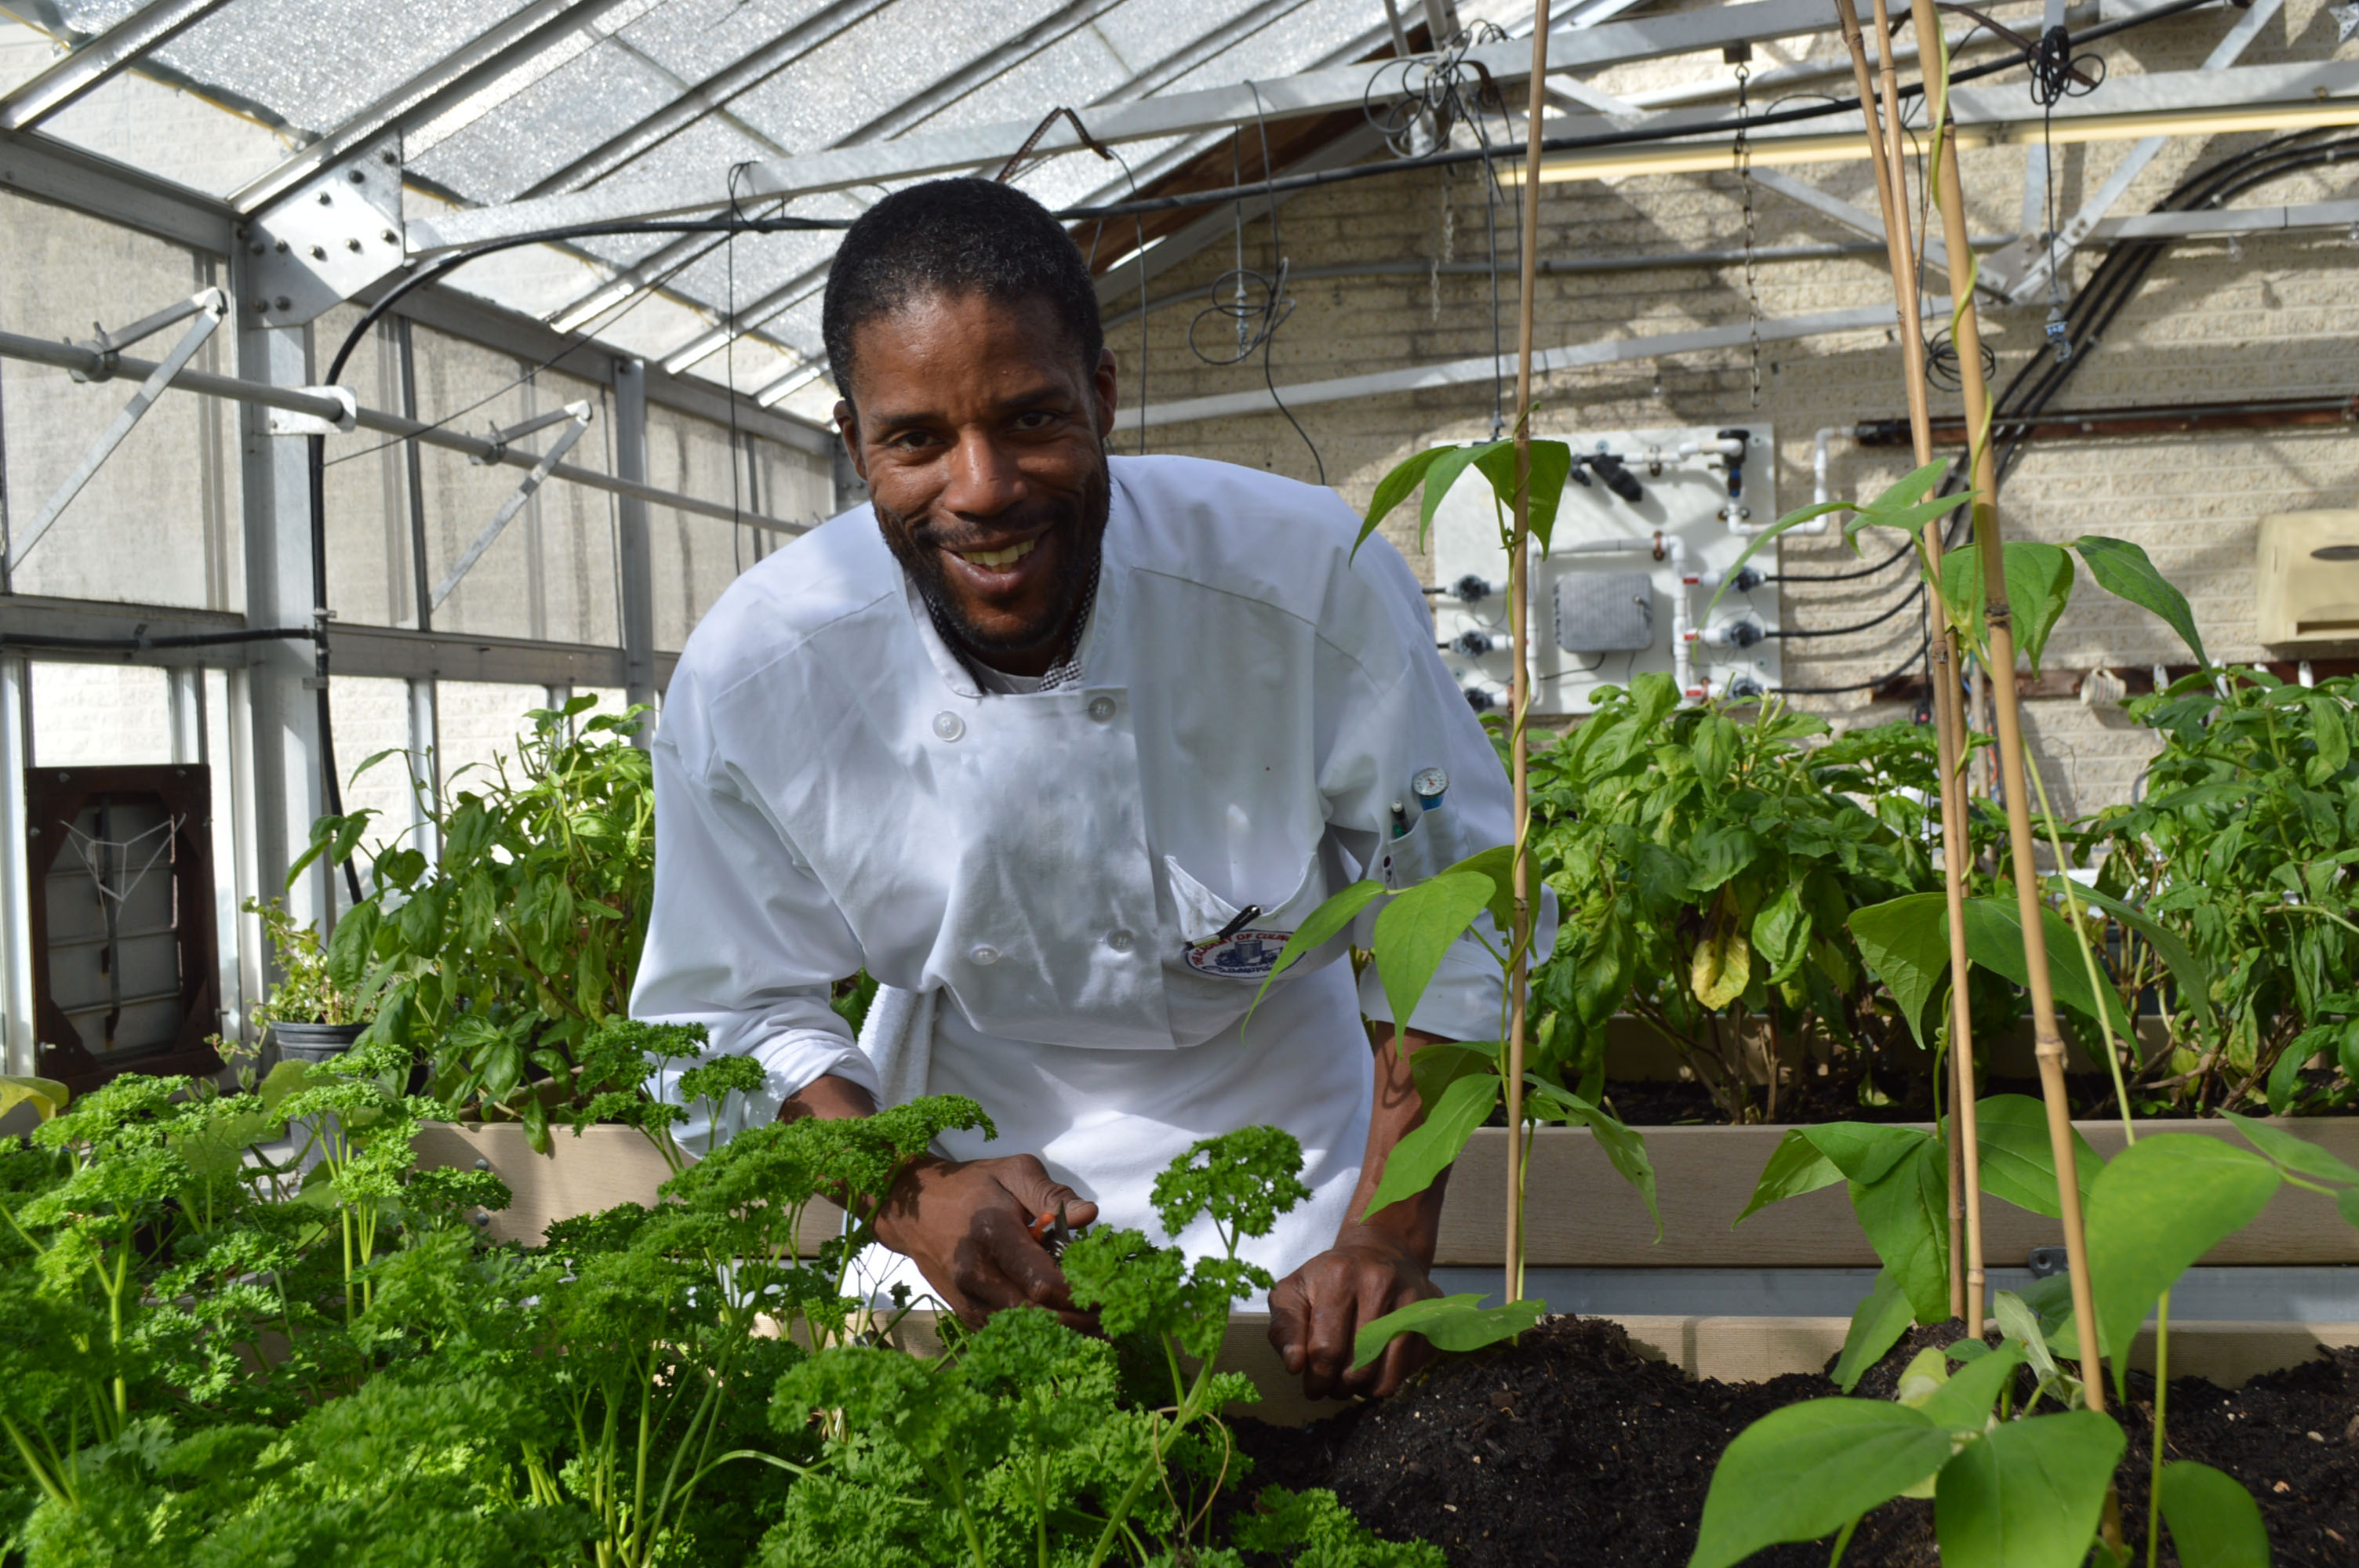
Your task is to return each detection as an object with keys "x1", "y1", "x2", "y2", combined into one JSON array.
[{"x1": 1184, "y1": 931, "x2": 1292, "y2": 979}]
